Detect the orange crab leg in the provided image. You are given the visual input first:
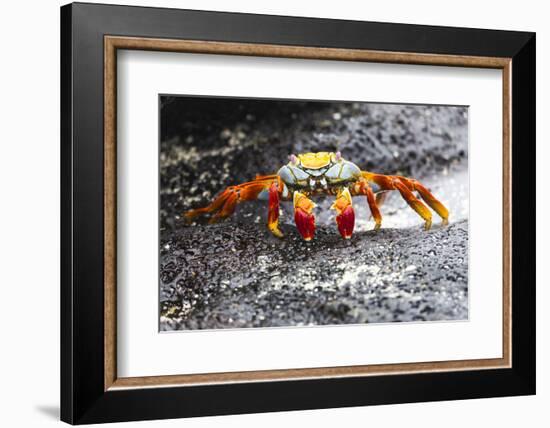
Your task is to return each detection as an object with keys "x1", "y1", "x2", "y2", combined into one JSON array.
[
  {"x1": 184, "y1": 176, "x2": 286, "y2": 238},
  {"x1": 376, "y1": 191, "x2": 388, "y2": 208},
  {"x1": 350, "y1": 179, "x2": 382, "y2": 230},
  {"x1": 184, "y1": 189, "x2": 230, "y2": 220},
  {"x1": 331, "y1": 188, "x2": 355, "y2": 239},
  {"x1": 362, "y1": 172, "x2": 446, "y2": 230},
  {"x1": 392, "y1": 179, "x2": 433, "y2": 230},
  {"x1": 406, "y1": 178, "x2": 449, "y2": 225},
  {"x1": 365, "y1": 185, "x2": 382, "y2": 230},
  {"x1": 293, "y1": 191, "x2": 316, "y2": 241},
  {"x1": 185, "y1": 181, "x2": 266, "y2": 222}
]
